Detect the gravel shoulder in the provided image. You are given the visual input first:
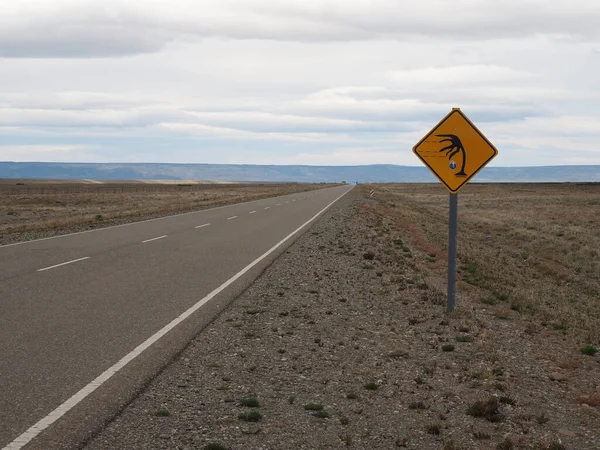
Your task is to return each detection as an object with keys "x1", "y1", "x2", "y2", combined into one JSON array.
[{"x1": 85, "y1": 187, "x2": 600, "y2": 450}]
